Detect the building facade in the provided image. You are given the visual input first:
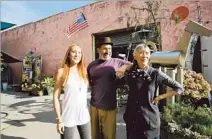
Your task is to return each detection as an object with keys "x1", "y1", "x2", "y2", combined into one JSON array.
[{"x1": 1, "y1": 1, "x2": 212, "y2": 83}]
